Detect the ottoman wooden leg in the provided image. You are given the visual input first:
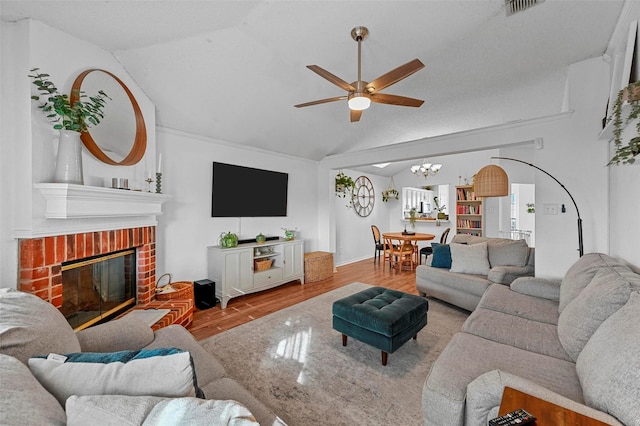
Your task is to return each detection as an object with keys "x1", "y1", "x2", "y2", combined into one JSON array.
[
  {"x1": 342, "y1": 334, "x2": 348, "y2": 346},
  {"x1": 381, "y1": 351, "x2": 388, "y2": 366},
  {"x1": 413, "y1": 334, "x2": 418, "y2": 340}
]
